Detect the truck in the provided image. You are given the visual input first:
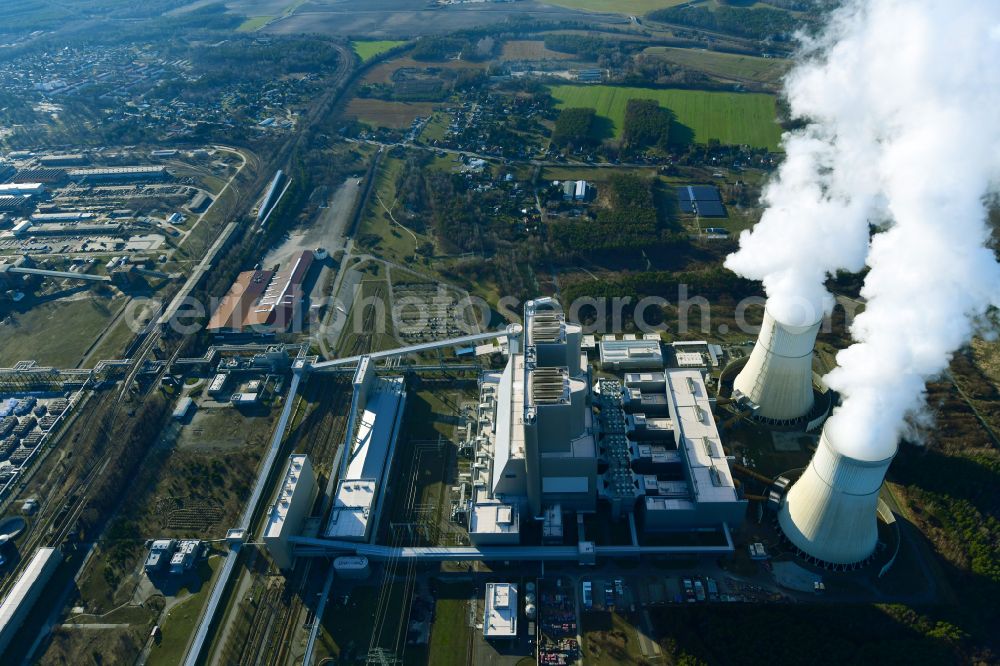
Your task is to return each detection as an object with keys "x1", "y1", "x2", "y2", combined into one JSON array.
[
  {"x1": 682, "y1": 578, "x2": 695, "y2": 603},
  {"x1": 707, "y1": 578, "x2": 719, "y2": 602},
  {"x1": 694, "y1": 580, "x2": 706, "y2": 602},
  {"x1": 582, "y1": 581, "x2": 593, "y2": 610}
]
